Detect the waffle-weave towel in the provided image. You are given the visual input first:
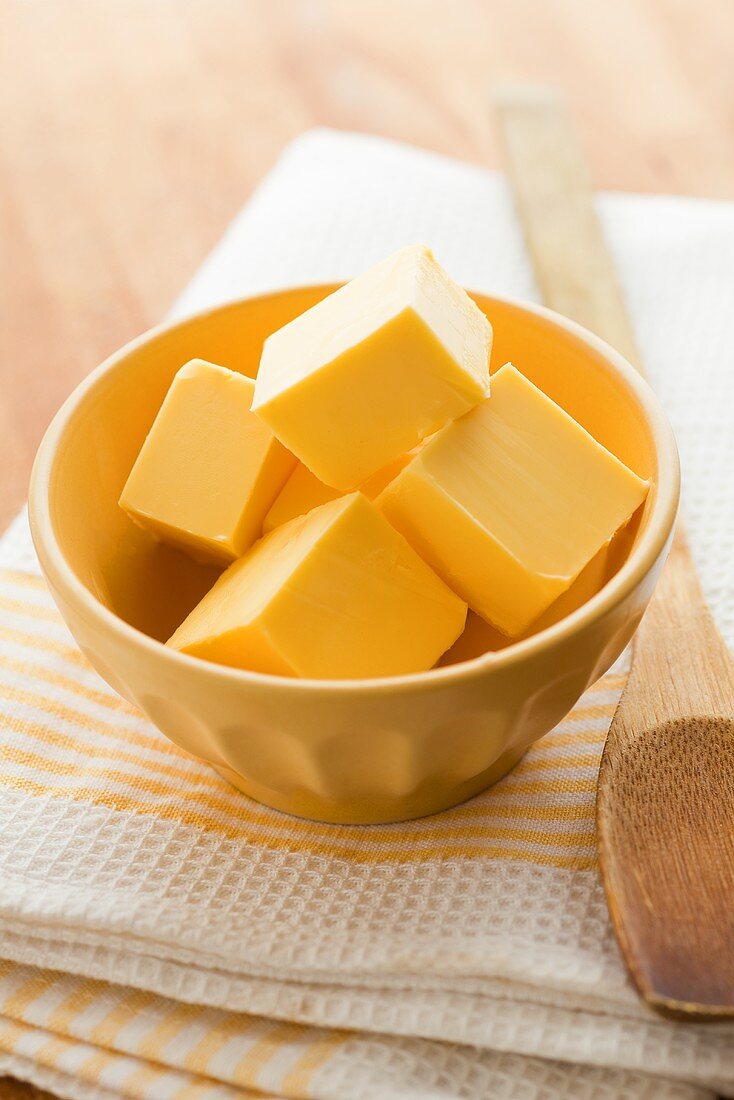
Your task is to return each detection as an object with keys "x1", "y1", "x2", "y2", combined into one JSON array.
[{"x1": 1, "y1": 129, "x2": 734, "y2": 1099}]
